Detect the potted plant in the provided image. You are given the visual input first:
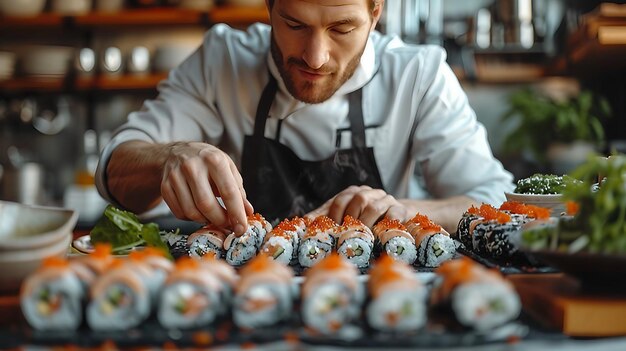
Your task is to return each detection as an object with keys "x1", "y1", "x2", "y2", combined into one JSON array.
[{"x1": 500, "y1": 88, "x2": 612, "y2": 174}]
